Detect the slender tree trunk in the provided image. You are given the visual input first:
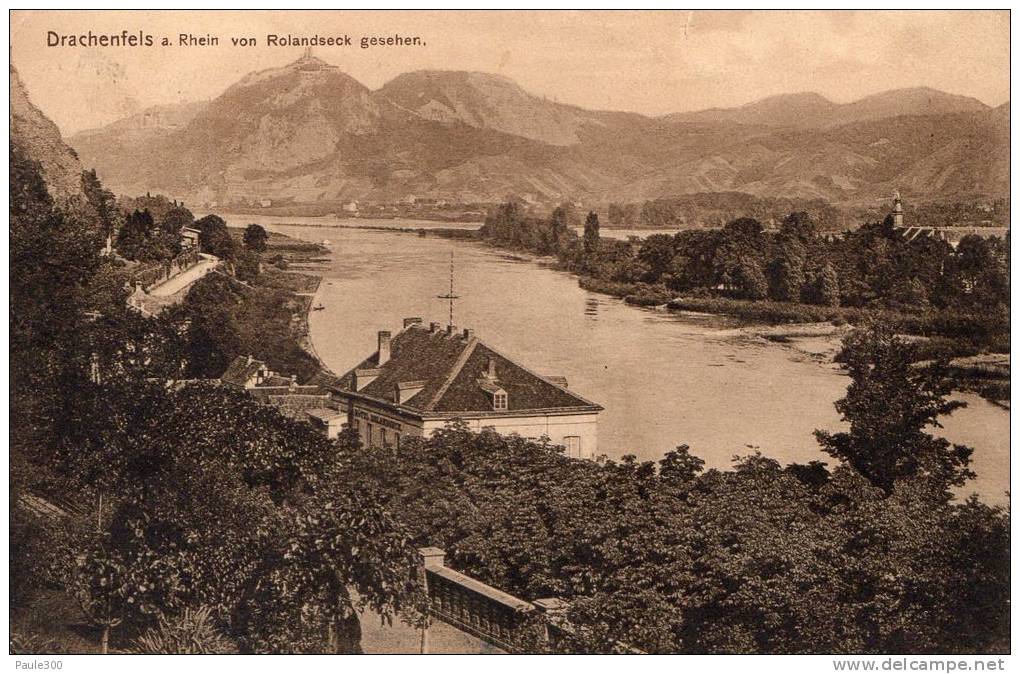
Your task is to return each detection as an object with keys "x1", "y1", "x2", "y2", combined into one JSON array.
[
  {"x1": 334, "y1": 614, "x2": 363, "y2": 654},
  {"x1": 100, "y1": 624, "x2": 110, "y2": 654}
]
